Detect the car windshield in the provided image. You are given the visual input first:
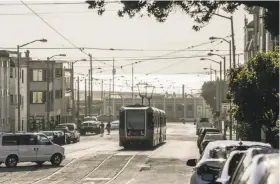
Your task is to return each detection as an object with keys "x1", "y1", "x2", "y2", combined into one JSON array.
[
  {"x1": 204, "y1": 134, "x2": 224, "y2": 140},
  {"x1": 198, "y1": 161, "x2": 224, "y2": 179},
  {"x1": 126, "y1": 110, "x2": 145, "y2": 129},
  {"x1": 58, "y1": 124, "x2": 74, "y2": 131},
  {"x1": 40, "y1": 131, "x2": 53, "y2": 136}
]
